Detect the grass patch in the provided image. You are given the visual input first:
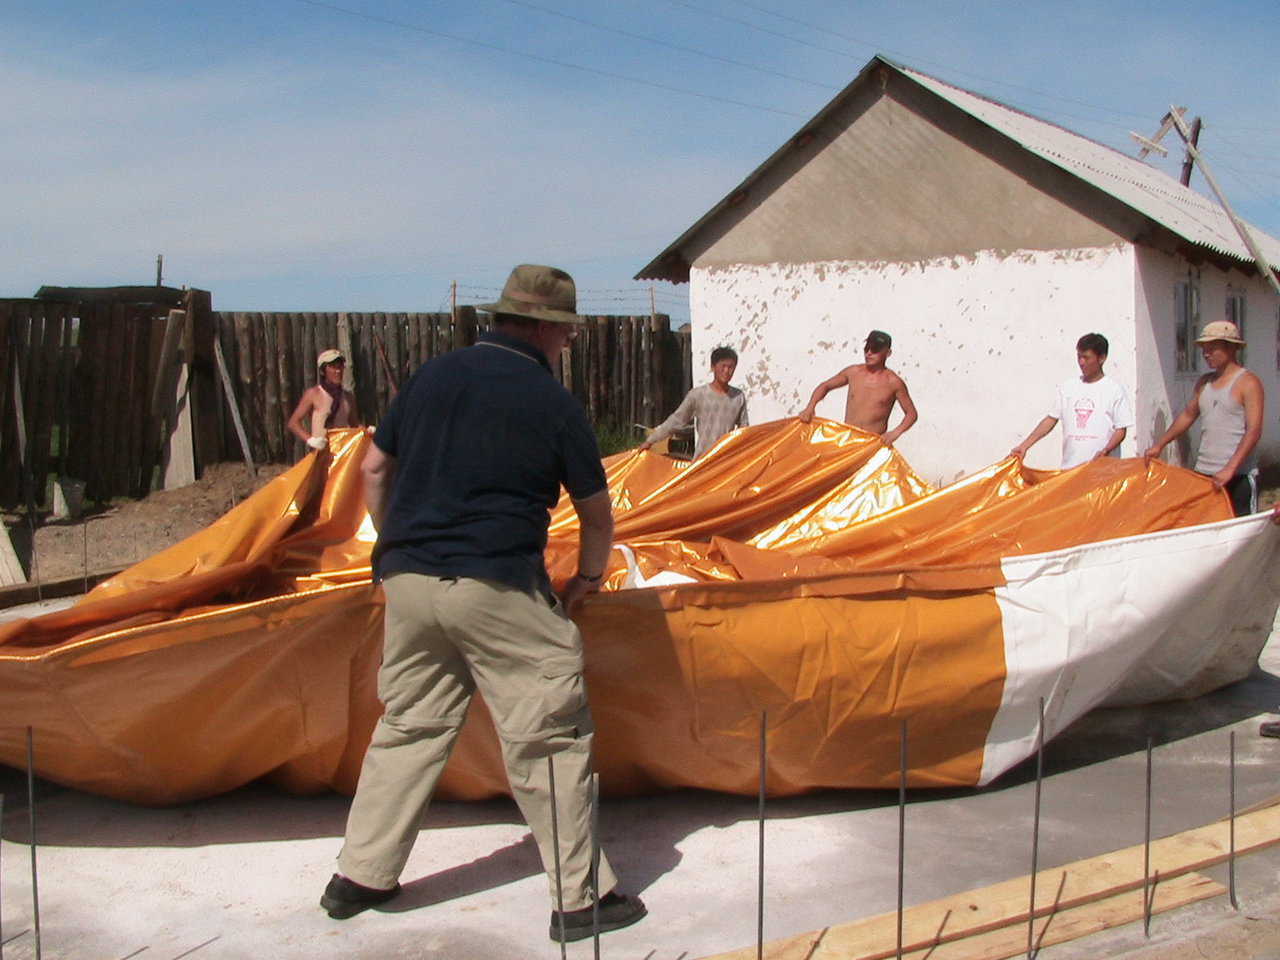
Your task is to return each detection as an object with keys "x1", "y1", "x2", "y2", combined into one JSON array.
[{"x1": 595, "y1": 421, "x2": 644, "y2": 457}]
